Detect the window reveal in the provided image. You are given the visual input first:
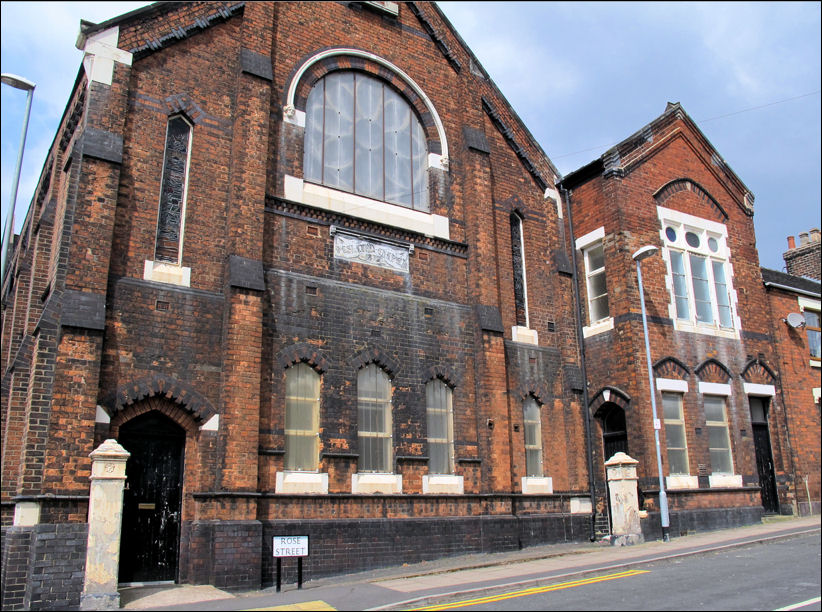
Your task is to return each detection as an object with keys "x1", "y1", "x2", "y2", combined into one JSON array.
[
  {"x1": 304, "y1": 72, "x2": 428, "y2": 211},
  {"x1": 155, "y1": 116, "x2": 192, "y2": 263}
]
